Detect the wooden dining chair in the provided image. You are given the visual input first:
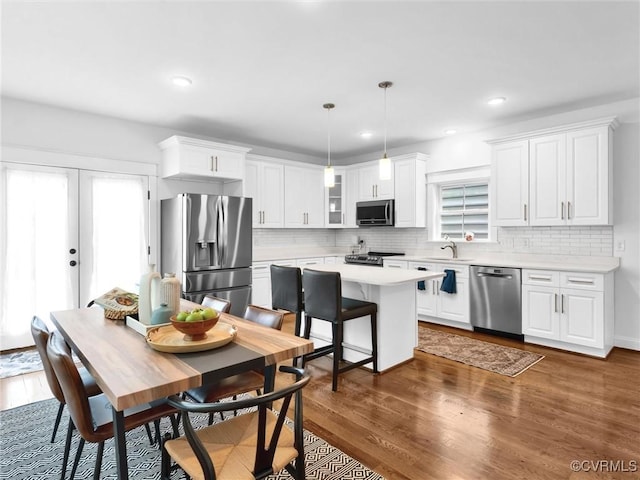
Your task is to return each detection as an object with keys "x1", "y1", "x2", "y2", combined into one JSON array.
[
  {"x1": 301, "y1": 268, "x2": 378, "y2": 392},
  {"x1": 183, "y1": 305, "x2": 284, "y2": 425},
  {"x1": 161, "y1": 365, "x2": 310, "y2": 480},
  {"x1": 201, "y1": 295, "x2": 232, "y2": 313},
  {"x1": 46, "y1": 331, "x2": 180, "y2": 480}
]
